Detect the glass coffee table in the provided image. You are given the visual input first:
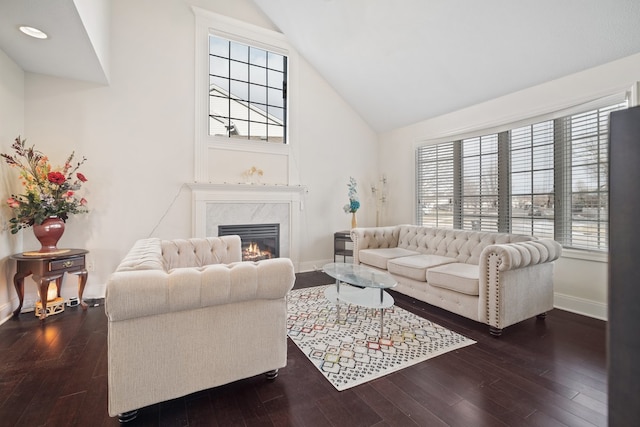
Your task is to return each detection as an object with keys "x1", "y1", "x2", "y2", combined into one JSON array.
[{"x1": 323, "y1": 262, "x2": 397, "y2": 336}]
